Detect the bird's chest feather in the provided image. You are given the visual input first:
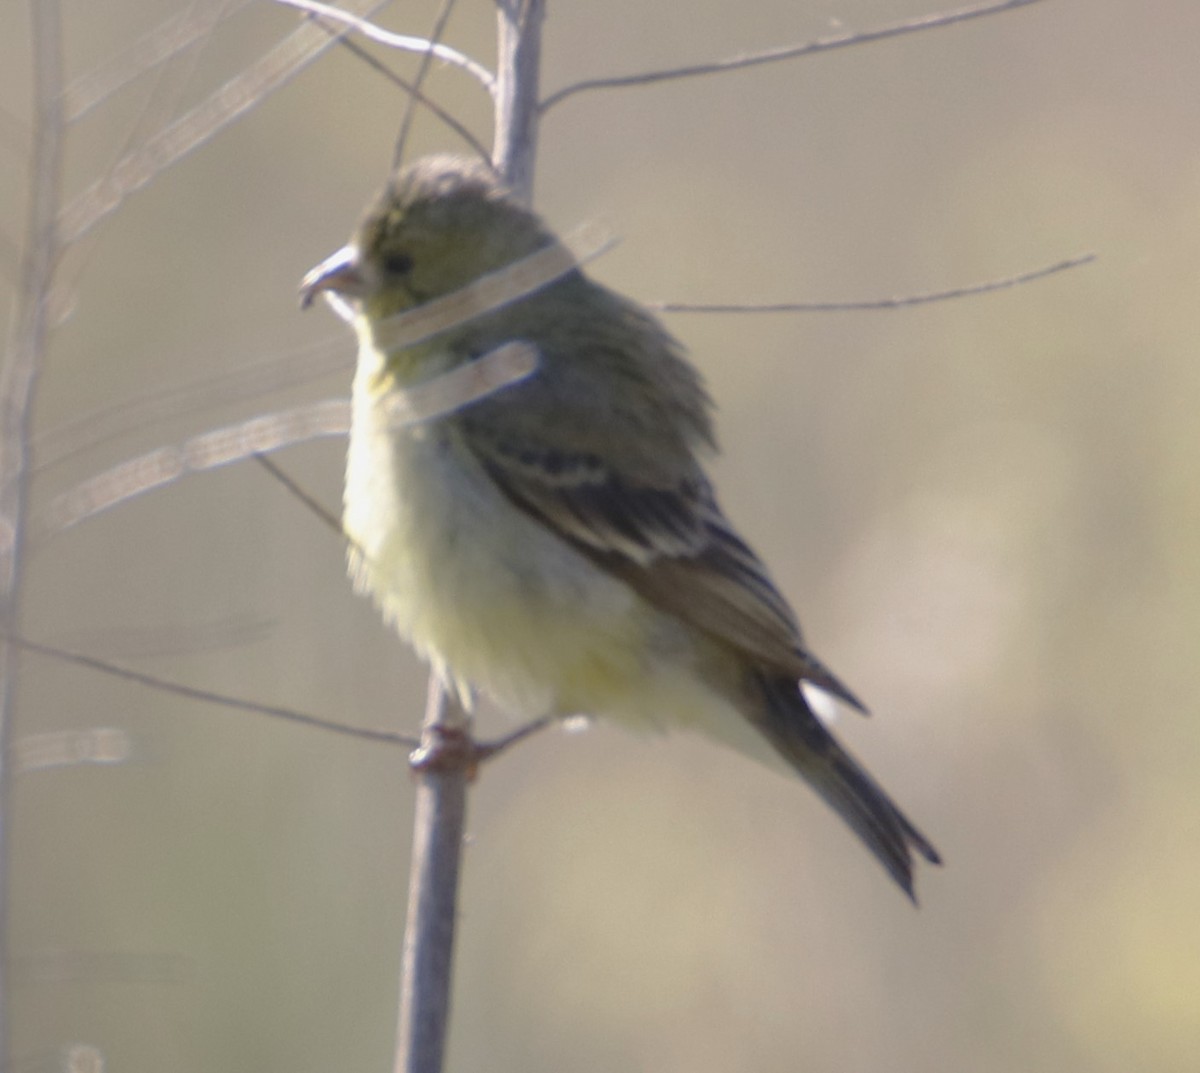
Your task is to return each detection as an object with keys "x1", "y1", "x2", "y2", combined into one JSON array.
[{"x1": 341, "y1": 346, "x2": 644, "y2": 712}]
